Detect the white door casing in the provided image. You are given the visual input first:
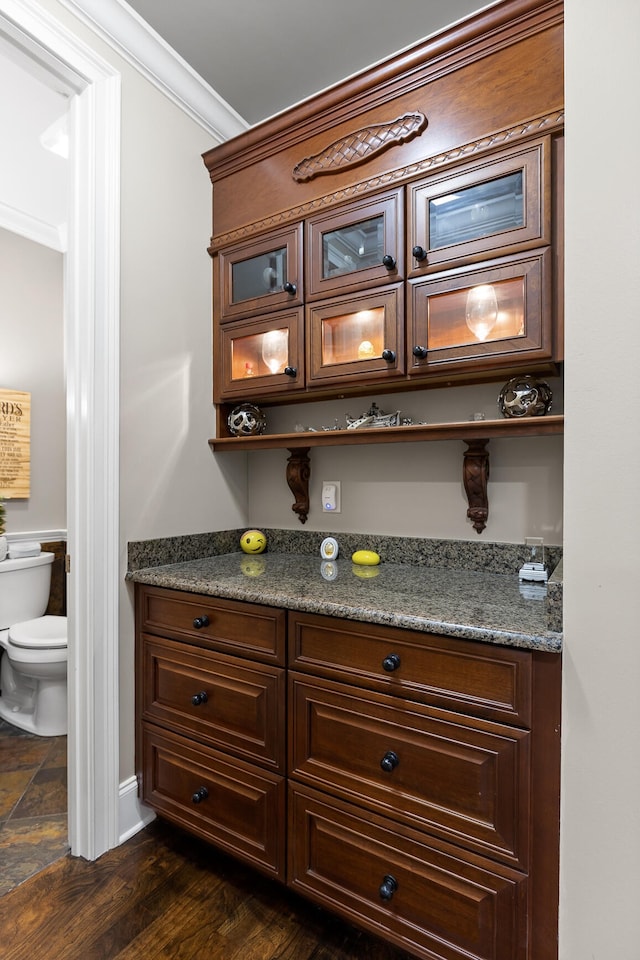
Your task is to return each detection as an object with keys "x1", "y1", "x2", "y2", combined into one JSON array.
[{"x1": 0, "y1": 0, "x2": 120, "y2": 860}]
